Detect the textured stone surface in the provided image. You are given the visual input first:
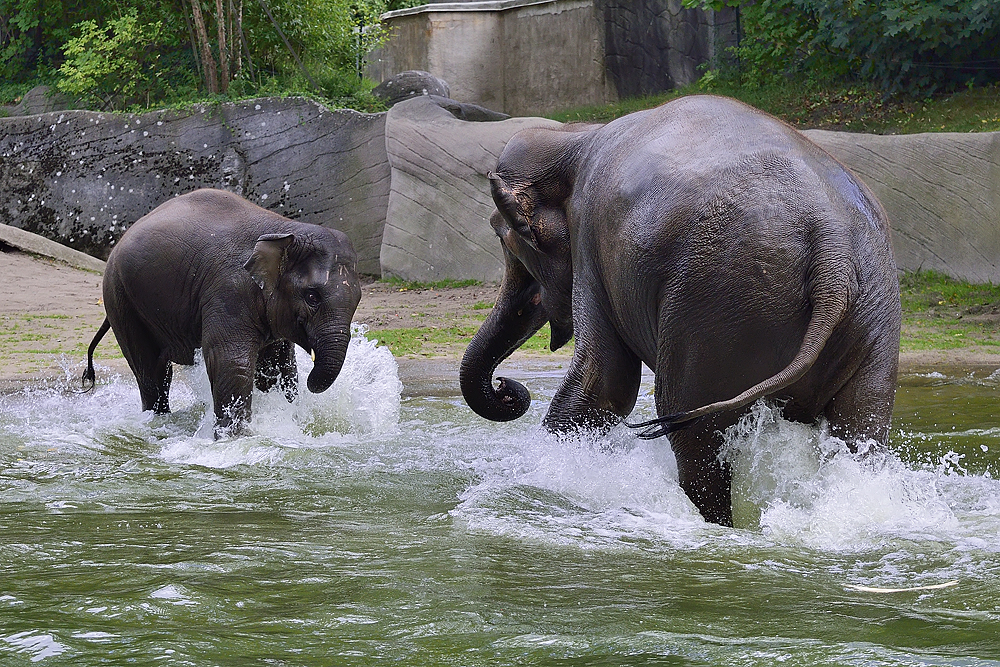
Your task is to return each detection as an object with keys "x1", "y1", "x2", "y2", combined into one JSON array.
[
  {"x1": 0, "y1": 98, "x2": 390, "y2": 275},
  {"x1": 373, "y1": 70, "x2": 451, "y2": 107},
  {"x1": 806, "y1": 129, "x2": 1000, "y2": 284},
  {"x1": 380, "y1": 96, "x2": 560, "y2": 282}
]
